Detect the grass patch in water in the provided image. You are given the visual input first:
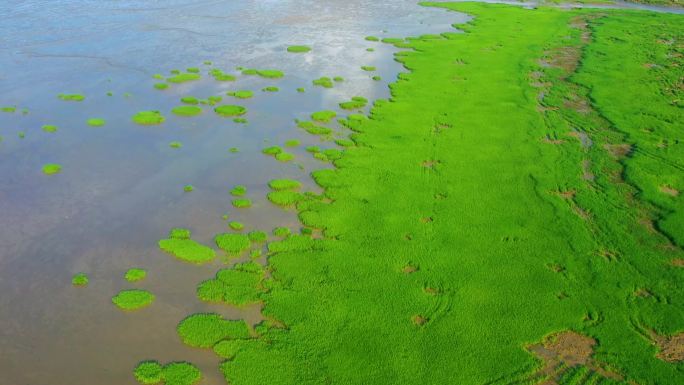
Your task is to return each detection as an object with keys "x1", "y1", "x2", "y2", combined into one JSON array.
[
  {"x1": 210, "y1": 69, "x2": 236, "y2": 81},
  {"x1": 169, "y1": 141, "x2": 182, "y2": 149},
  {"x1": 196, "y1": 262, "x2": 264, "y2": 305},
  {"x1": 186, "y1": 67, "x2": 200, "y2": 73},
  {"x1": 312, "y1": 77, "x2": 333, "y2": 88},
  {"x1": 124, "y1": 268, "x2": 147, "y2": 282},
  {"x1": 311, "y1": 110, "x2": 337, "y2": 122},
  {"x1": 233, "y1": 118, "x2": 248, "y2": 124},
  {"x1": 177, "y1": 313, "x2": 250, "y2": 348},
  {"x1": 372, "y1": 75, "x2": 382, "y2": 81},
  {"x1": 112, "y1": 289, "x2": 155, "y2": 310},
  {"x1": 284, "y1": 139, "x2": 300, "y2": 147},
  {"x1": 262, "y1": 146, "x2": 282, "y2": 155},
  {"x1": 339, "y1": 96, "x2": 368, "y2": 110},
  {"x1": 229, "y1": 222, "x2": 244, "y2": 231},
  {"x1": 262, "y1": 86, "x2": 279, "y2": 92},
  {"x1": 154, "y1": 83, "x2": 169, "y2": 90},
  {"x1": 215, "y1": 233, "x2": 250, "y2": 254},
  {"x1": 333, "y1": 76, "x2": 344, "y2": 82},
  {"x1": 272, "y1": 227, "x2": 291, "y2": 238},
  {"x1": 87, "y1": 118, "x2": 105, "y2": 127},
  {"x1": 297, "y1": 120, "x2": 332, "y2": 135},
  {"x1": 42, "y1": 163, "x2": 62, "y2": 175},
  {"x1": 275, "y1": 152, "x2": 294, "y2": 162},
  {"x1": 305, "y1": 145, "x2": 320, "y2": 153},
  {"x1": 242, "y1": 69, "x2": 284, "y2": 78},
  {"x1": 248, "y1": 230, "x2": 267, "y2": 243},
  {"x1": 71, "y1": 273, "x2": 88, "y2": 286},
  {"x1": 267, "y1": 191, "x2": 304, "y2": 206},
  {"x1": 361, "y1": 66, "x2": 376, "y2": 71},
  {"x1": 1, "y1": 106, "x2": 16, "y2": 112},
  {"x1": 230, "y1": 185, "x2": 247, "y2": 196},
  {"x1": 134, "y1": 360, "x2": 201, "y2": 385},
  {"x1": 215, "y1": 105, "x2": 247, "y2": 117},
  {"x1": 268, "y1": 179, "x2": 302, "y2": 191},
  {"x1": 171, "y1": 105, "x2": 202, "y2": 116},
  {"x1": 181, "y1": 96, "x2": 199, "y2": 105},
  {"x1": 287, "y1": 45, "x2": 311, "y2": 53},
  {"x1": 167, "y1": 72, "x2": 201, "y2": 83},
  {"x1": 232, "y1": 198, "x2": 252, "y2": 208},
  {"x1": 183, "y1": 185, "x2": 194, "y2": 192},
  {"x1": 366, "y1": 48, "x2": 375, "y2": 52},
  {"x1": 58, "y1": 94, "x2": 85, "y2": 101},
  {"x1": 365, "y1": 36, "x2": 379, "y2": 41},
  {"x1": 158, "y1": 228, "x2": 215, "y2": 264},
  {"x1": 41, "y1": 125, "x2": 58, "y2": 133},
  {"x1": 227, "y1": 90, "x2": 254, "y2": 99},
  {"x1": 132, "y1": 111, "x2": 165, "y2": 125}
]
